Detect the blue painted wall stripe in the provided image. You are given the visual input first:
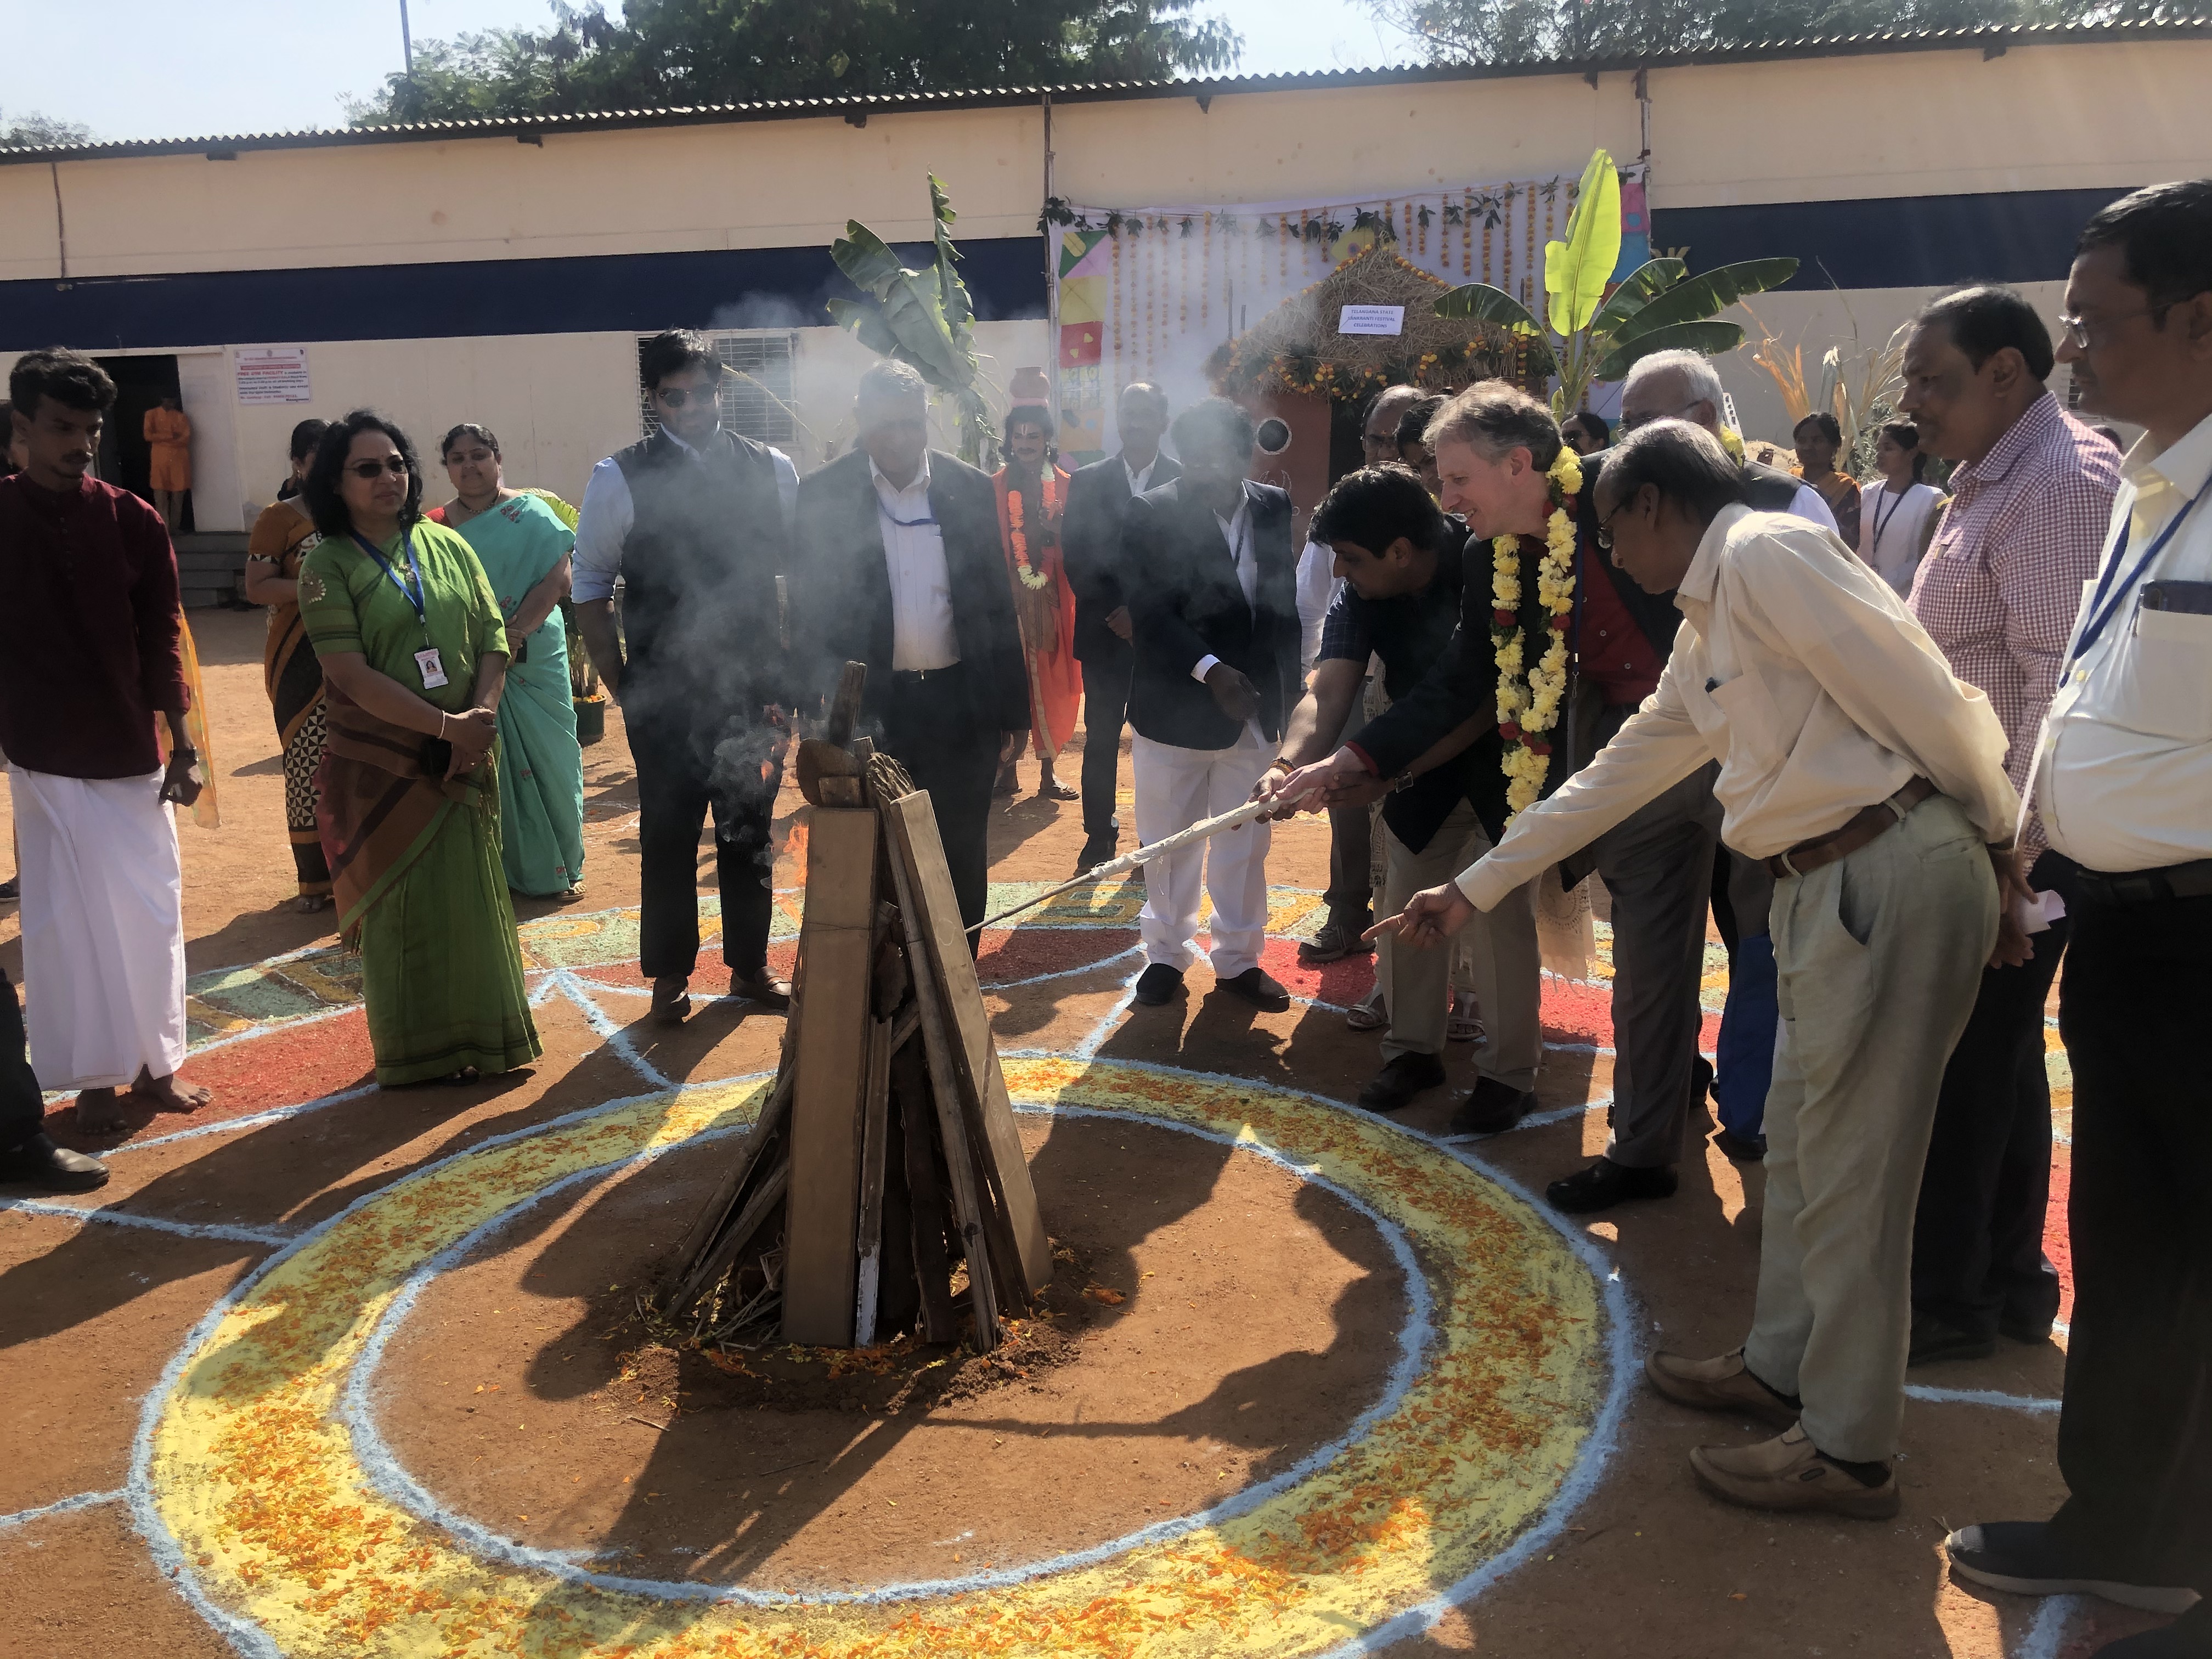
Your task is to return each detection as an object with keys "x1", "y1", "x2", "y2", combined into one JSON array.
[
  {"x1": 0, "y1": 184, "x2": 2141, "y2": 353},
  {"x1": 0, "y1": 238, "x2": 1048, "y2": 353},
  {"x1": 1655, "y1": 185, "x2": 2135, "y2": 289}
]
